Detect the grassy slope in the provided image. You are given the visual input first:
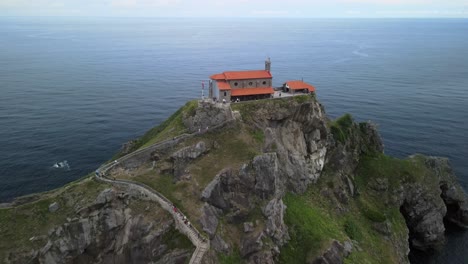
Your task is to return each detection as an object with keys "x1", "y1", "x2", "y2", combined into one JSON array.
[
  {"x1": 115, "y1": 121, "x2": 263, "y2": 237},
  {"x1": 279, "y1": 158, "x2": 410, "y2": 264},
  {"x1": 0, "y1": 177, "x2": 108, "y2": 261},
  {"x1": 279, "y1": 114, "x2": 439, "y2": 264}
]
